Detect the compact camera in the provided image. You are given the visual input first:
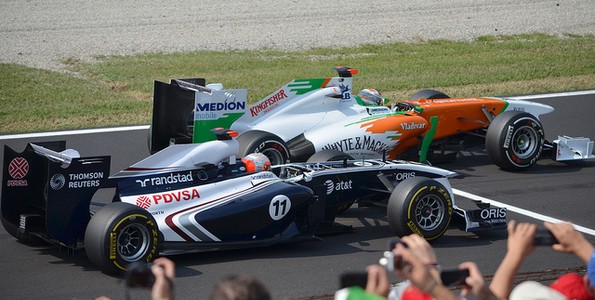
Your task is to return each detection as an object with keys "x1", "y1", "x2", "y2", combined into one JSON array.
[{"x1": 125, "y1": 262, "x2": 155, "y2": 288}]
